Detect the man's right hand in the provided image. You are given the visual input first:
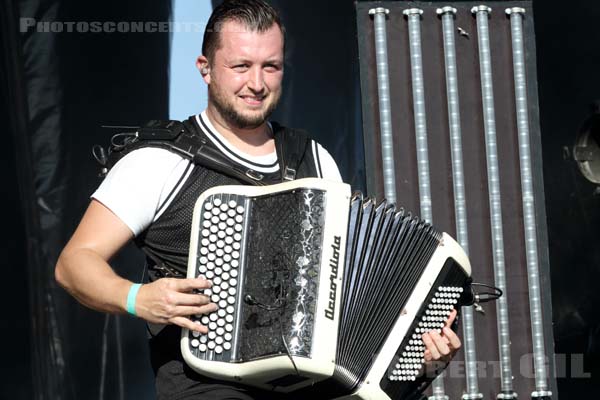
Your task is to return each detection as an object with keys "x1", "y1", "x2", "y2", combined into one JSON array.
[
  {"x1": 55, "y1": 200, "x2": 217, "y2": 333},
  {"x1": 135, "y1": 277, "x2": 218, "y2": 333}
]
